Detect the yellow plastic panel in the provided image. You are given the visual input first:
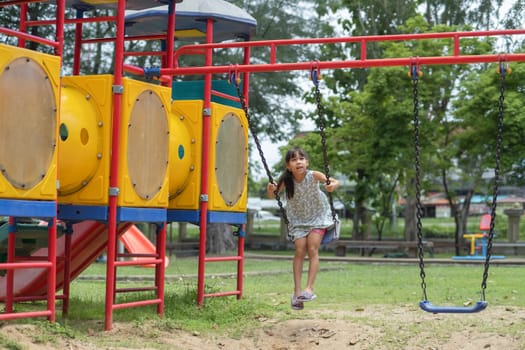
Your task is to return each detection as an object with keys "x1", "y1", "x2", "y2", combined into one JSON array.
[
  {"x1": 57, "y1": 75, "x2": 113, "y2": 205},
  {"x1": 0, "y1": 44, "x2": 60, "y2": 200},
  {"x1": 118, "y1": 78, "x2": 171, "y2": 208},
  {"x1": 207, "y1": 103, "x2": 248, "y2": 213},
  {"x1": 168, "y1": 100, "x2": 202, "y2": 210}
]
